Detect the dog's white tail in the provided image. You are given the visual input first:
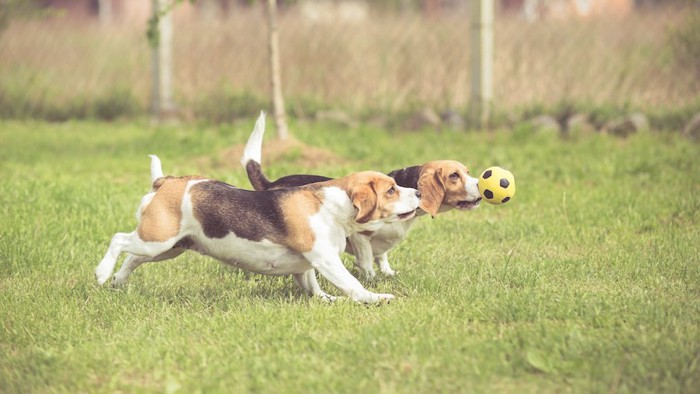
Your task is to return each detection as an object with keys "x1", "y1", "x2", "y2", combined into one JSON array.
[
  {"x1": 148, "y1": 154, "x2": 164, "y2": 183},
  {"x1": 241, "y1": 111, "x2": 266, "y2": 167}
]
